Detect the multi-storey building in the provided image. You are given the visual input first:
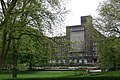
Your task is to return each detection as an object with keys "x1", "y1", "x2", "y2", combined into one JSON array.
[{"x1": 49, "y1": 15, "x2": 101, "y2": 66}]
